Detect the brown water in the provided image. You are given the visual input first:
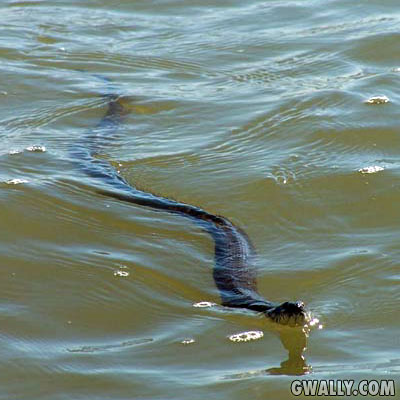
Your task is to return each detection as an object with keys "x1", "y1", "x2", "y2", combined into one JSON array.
[{"x1": 1, "y1": 1, "x2": 399, "y2": 399}]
